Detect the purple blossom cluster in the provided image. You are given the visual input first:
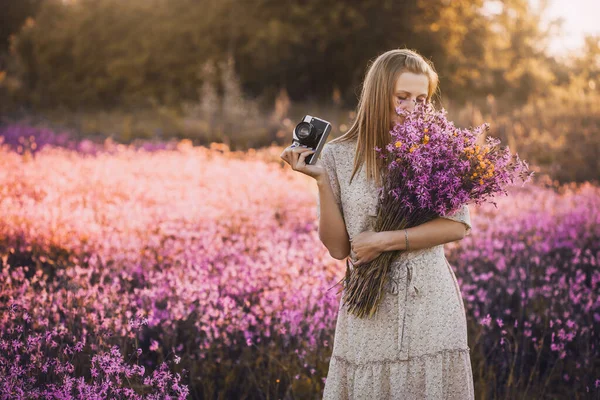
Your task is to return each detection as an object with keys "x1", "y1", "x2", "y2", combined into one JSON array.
[
  {"x1": 0, "y1": 124, "x2": 100, "y2": 156},
  {"x1": 0, "y1": 139, "x2": 597, "y2": 396},
  {"x1": 0, "y1": 124, "x2": 179, "y2": 157},
  {"x1": 0, "y1": 142, "x2": 339, "y2": 397},
  {"x1": 379, "y1": 101, "x2": 534, "y2": 220},
  {"x1": 1, "y1": 304, "x2": 188, "y2": 399},
  {"x1": 341, "y1": 102, "x2": 535, "y2": 318},
  {"x1": 452, "y1": 183, "x2": 600, "y2": 395}
]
